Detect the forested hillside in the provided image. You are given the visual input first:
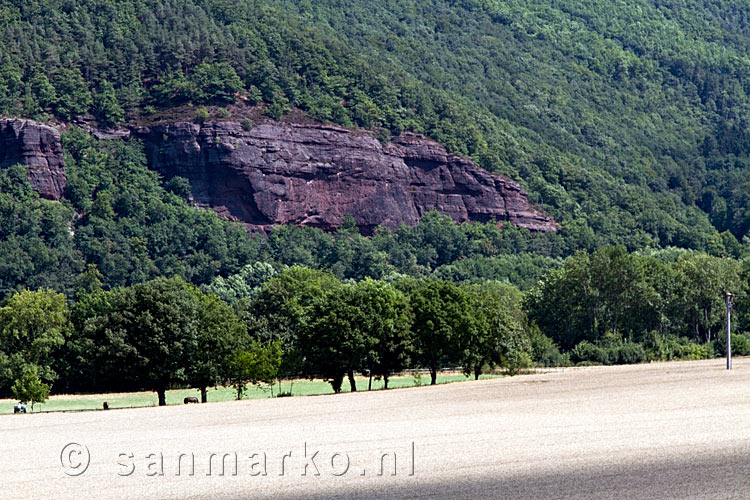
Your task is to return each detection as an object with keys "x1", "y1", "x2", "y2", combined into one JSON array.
[
  {"x1": 6, "y1": 1, "x2": 750, "y2": 401},
  {"x1": 2, "y1": 0, "x2": 750, "y2": 253}
]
